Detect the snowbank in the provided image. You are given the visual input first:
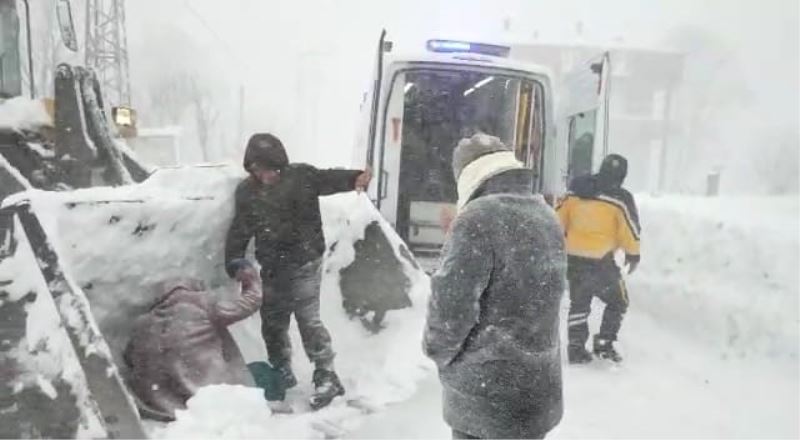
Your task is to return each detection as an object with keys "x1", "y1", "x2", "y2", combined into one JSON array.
[
  {"x1": 548, "y1": 194, "x2": 800, "y2": 439},
  {"x1": 4, "y1": 164, "x2": 433, "y2": 438},
  {"x1": 0, "y1": 97, "x2": 52, "y2": 130},
  {"x1": 7, "y1": 169, "x2": 797, "y2": 438},
  {"x1": 632, "y1": 195, "x2": 799, "y2": 360},
  {"x1": 350, "y1": 194, "x2": 800, "y2": 439},
  {"x1": 148, "y1": 385, "x2": 320, "y2": 439}
]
